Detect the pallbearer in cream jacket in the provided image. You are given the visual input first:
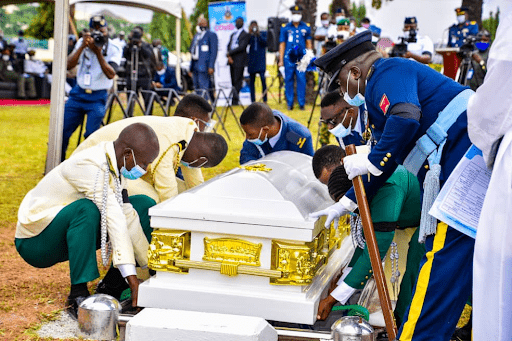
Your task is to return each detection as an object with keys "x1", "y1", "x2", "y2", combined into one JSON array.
[{"x1": 15, "y1": 123, "x2": 159, "y2": 319}]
